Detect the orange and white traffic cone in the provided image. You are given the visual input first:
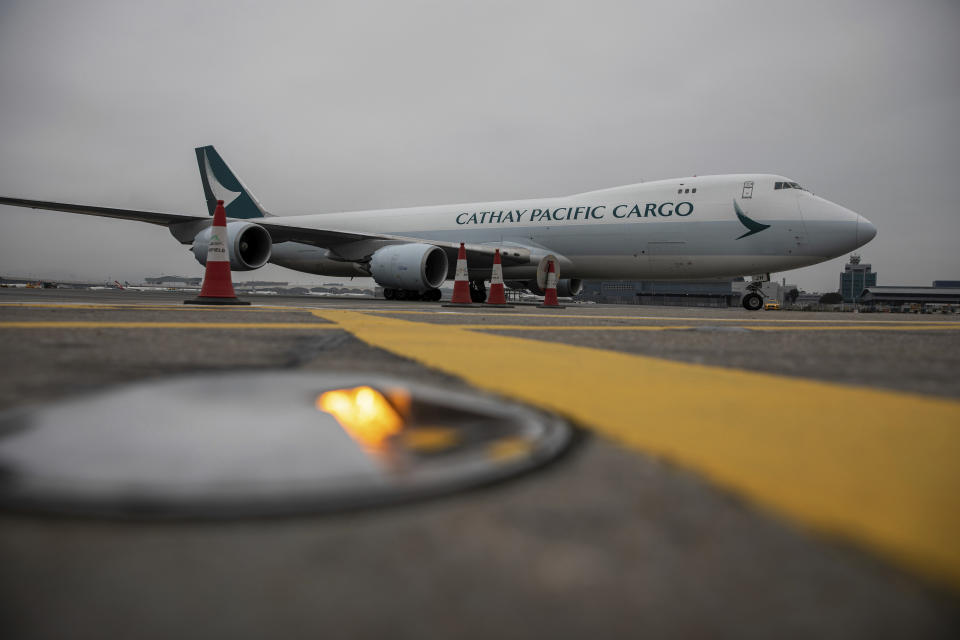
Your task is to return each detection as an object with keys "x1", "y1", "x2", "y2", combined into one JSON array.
[
  {"x1": 485, "y1": 248, "x2": 512, "y2": 307},
  {"x1": 444, "y1": 242, "x2": 473, "y2": 305},
  {"x1": 185, "y1": 199, "x2": 249, "y2": 305},
  {"x1": 537, "y1": 259, "x2": 565, "y2": 309}
]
